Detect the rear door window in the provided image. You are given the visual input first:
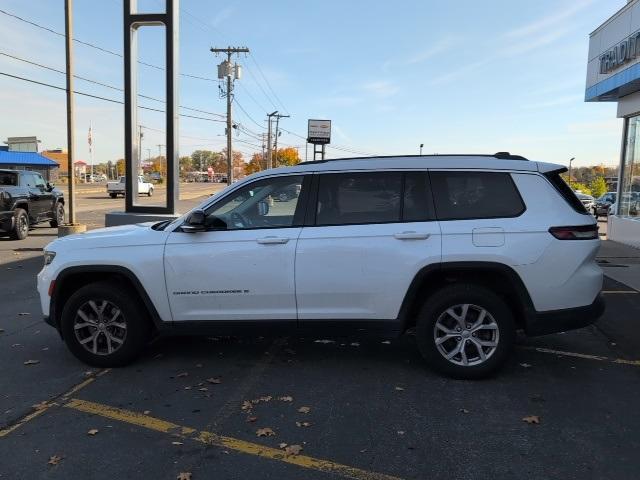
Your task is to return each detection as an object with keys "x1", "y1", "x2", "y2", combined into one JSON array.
[
  {"x1": 543, "y1": 170, "x2": 588, "y2": 214},
  {"x1": 430, "y1": 171, "x2": 525, "y2": 220},
  {"x1": 316, "y1": 172, "x2": 402, "y2": 226}
]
